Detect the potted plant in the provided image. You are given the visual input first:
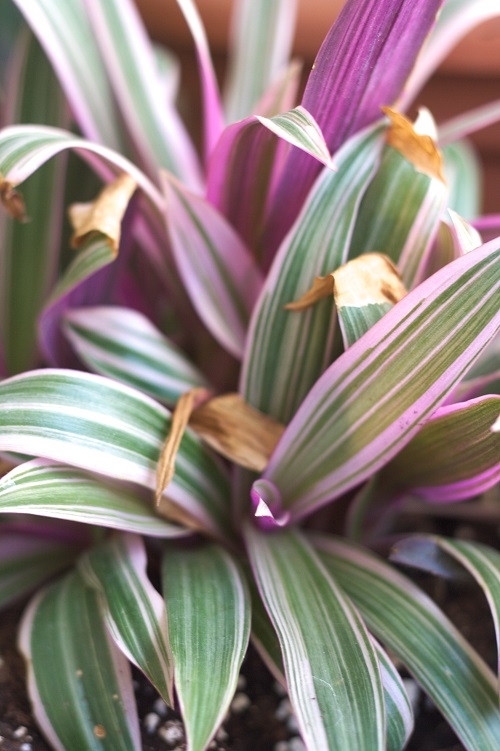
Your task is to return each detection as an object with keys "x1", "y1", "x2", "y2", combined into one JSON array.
[{"x1": 0, "y1": 1, "x2": 499, "y2": 749}]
